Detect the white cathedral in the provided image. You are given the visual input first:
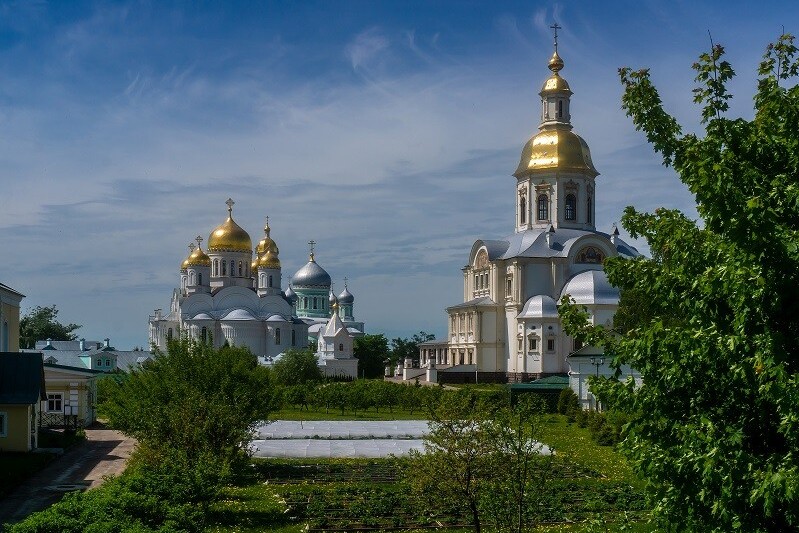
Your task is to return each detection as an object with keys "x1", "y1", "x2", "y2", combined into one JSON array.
[
  {"x1": 148, "y1": 200, "x2": 363, "y2": 378},
  {"x1": 418, "y1": 40, "x2": 640, "y2": 385}
]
